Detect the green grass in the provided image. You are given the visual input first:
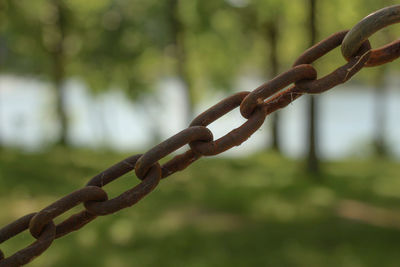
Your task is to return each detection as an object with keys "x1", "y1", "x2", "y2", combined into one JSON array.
[{"x1": 1, "y1": 148, "x2": 400, "y2": 267}]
